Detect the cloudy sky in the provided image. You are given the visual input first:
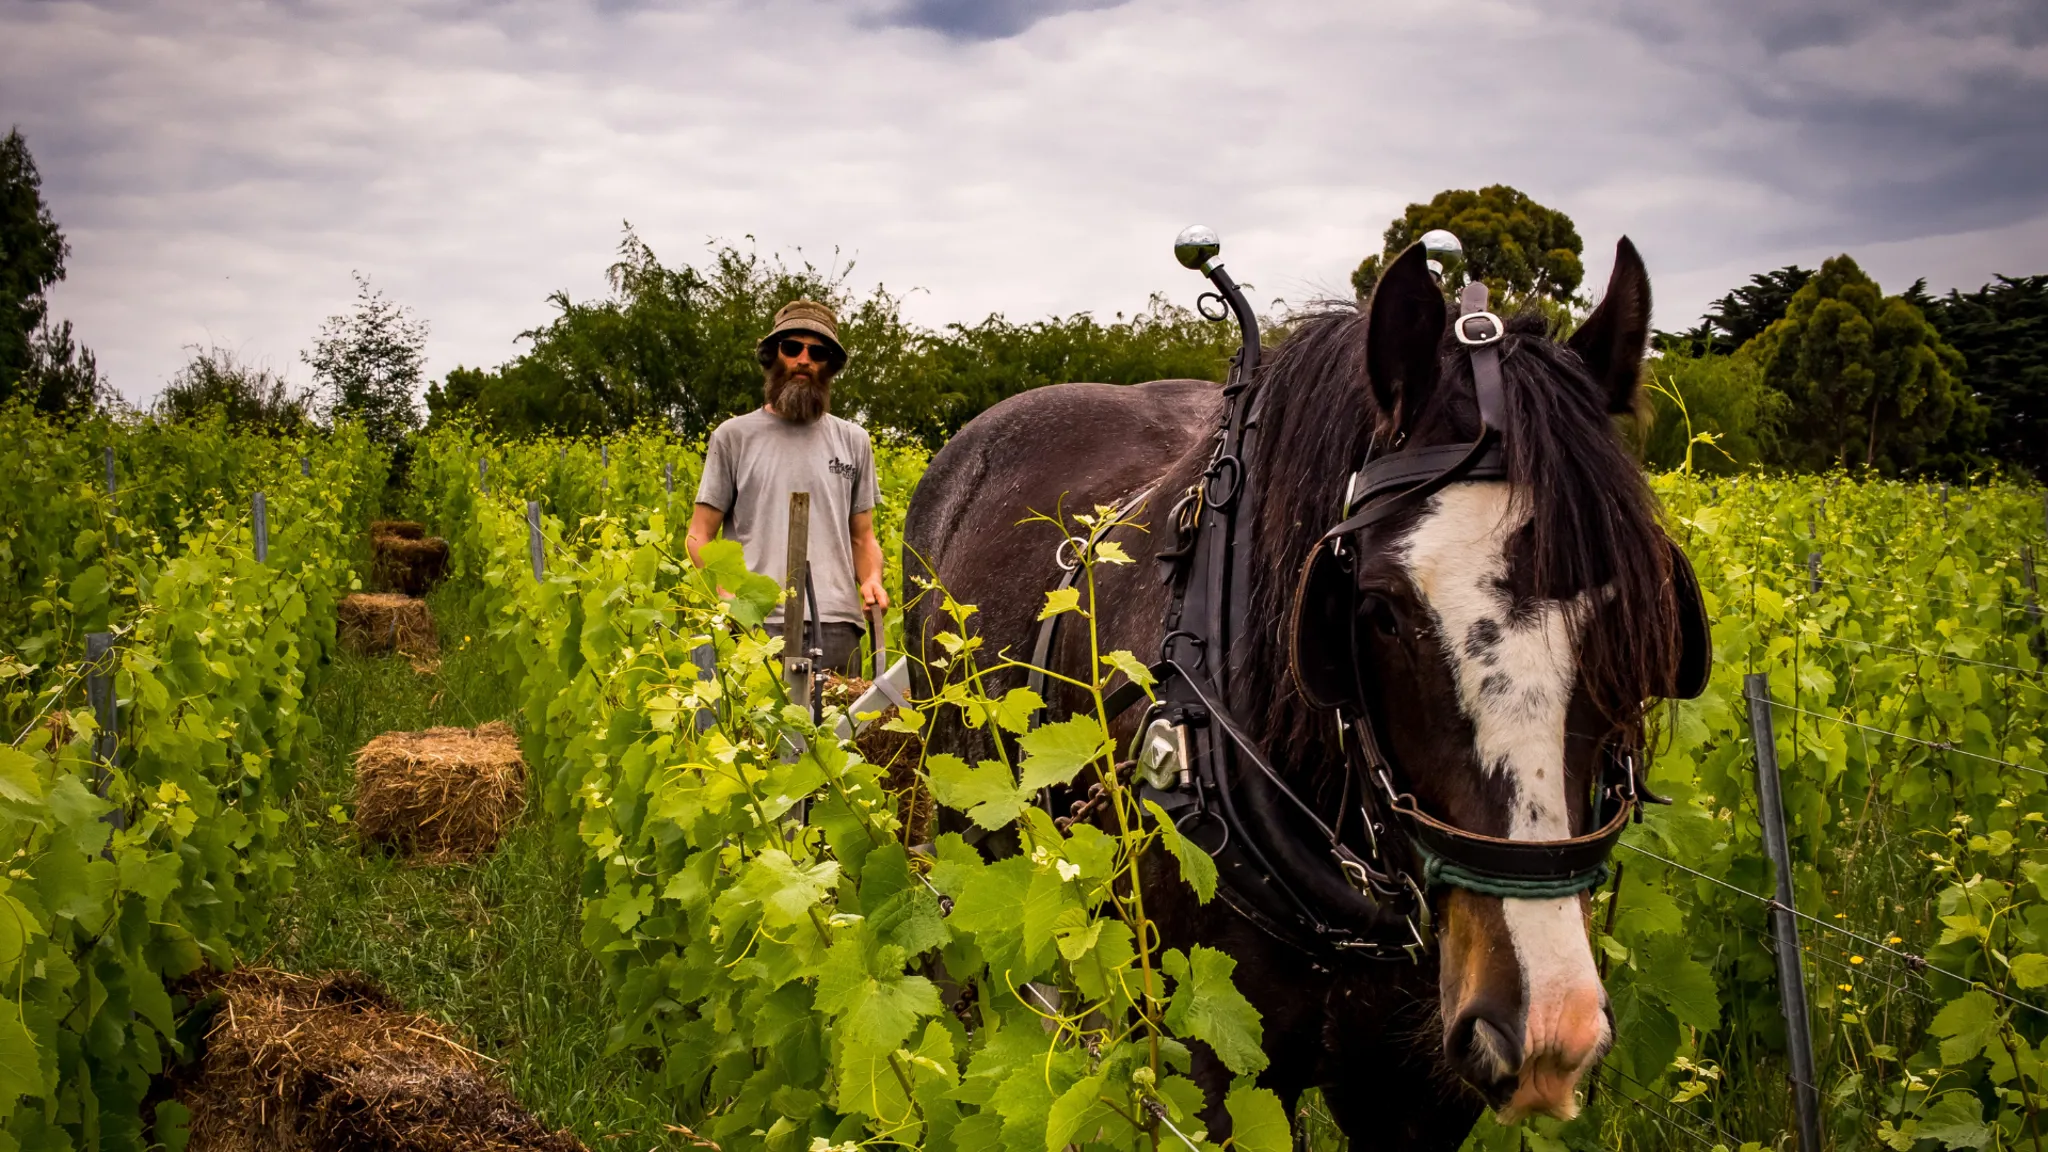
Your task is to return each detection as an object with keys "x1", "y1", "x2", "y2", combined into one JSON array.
[{"x1": 5, "y1": 0, "x2": 2046, "y2": 405}]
